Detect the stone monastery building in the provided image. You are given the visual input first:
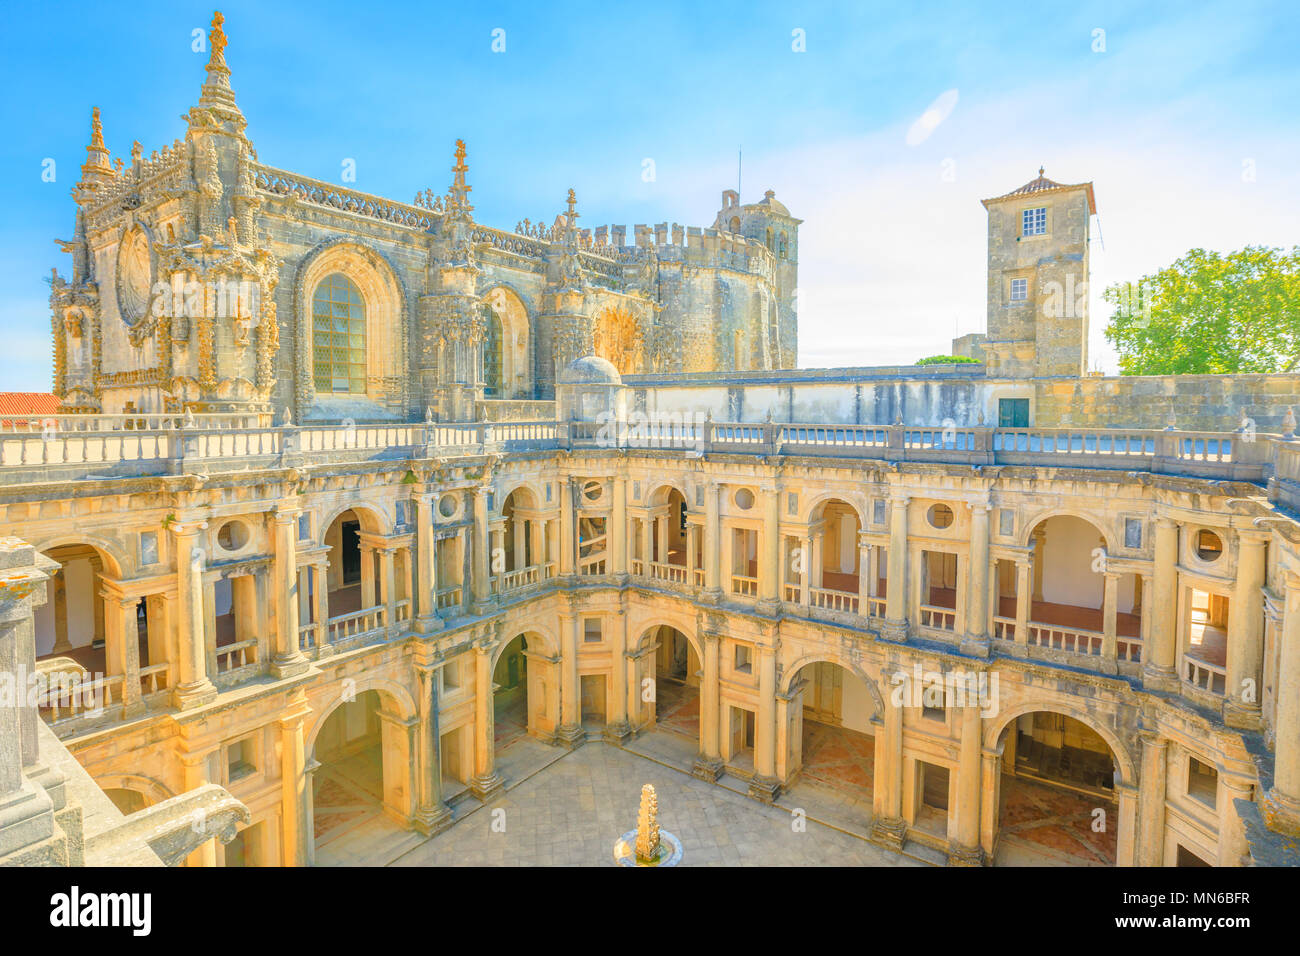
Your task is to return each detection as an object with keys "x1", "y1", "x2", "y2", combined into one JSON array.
[{"x1": 3, "y1": 12, "x2": 1300, "y2": 867}]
